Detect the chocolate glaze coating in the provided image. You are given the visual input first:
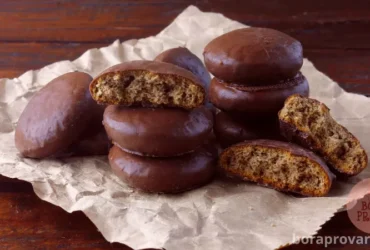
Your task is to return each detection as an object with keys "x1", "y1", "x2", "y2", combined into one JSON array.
[
  {"x1": 154, "y1": 47, "x2": 211, "y2": 89},
  {"x1": 214, "y1": 111, "x2": 284, "y2": 148},
  {"x1": 209, "y1": 72, "x2": 309, "y2": 119},
  {"x1": 103, "y1": 106, "x2": 213, "y2": 157},
  {"x1": 15, "y1": 72, "x2": 103, "y2": 159},
  {"x1": 109, "y1": 145, "x2": 216, "y2": 193},
  {"x1": 203, "y1": 28, "x2": 303, "y2": 84}
]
